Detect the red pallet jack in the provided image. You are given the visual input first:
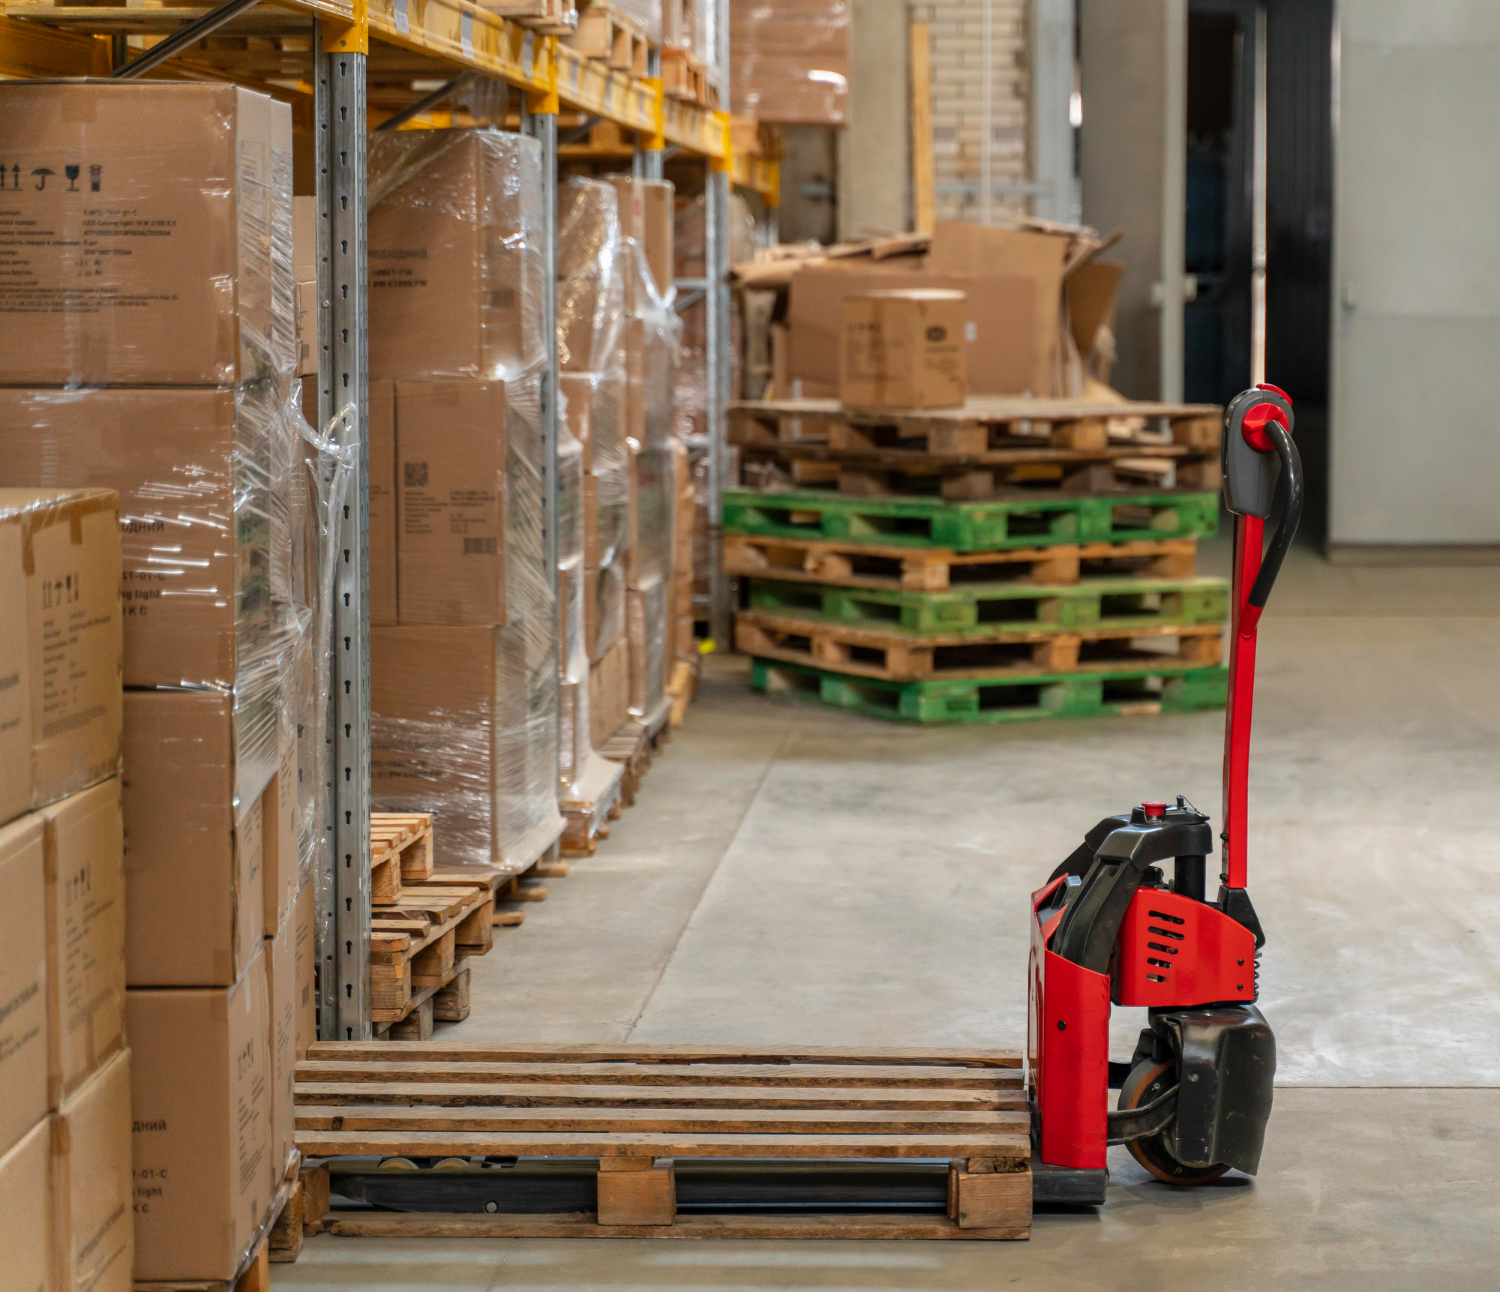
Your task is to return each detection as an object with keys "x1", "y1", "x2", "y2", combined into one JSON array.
[{"x1": 1028, "y1": 384, "x2": 1302, "y2": 1199}]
